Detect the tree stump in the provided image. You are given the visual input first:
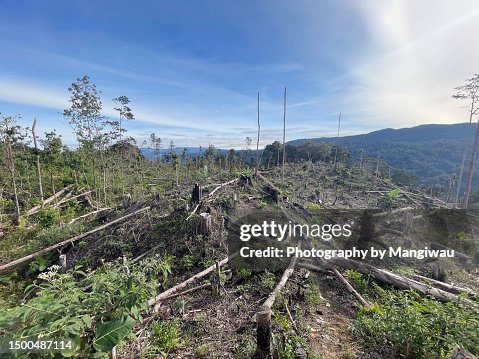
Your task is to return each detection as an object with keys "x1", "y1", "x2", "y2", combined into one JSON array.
[
  {"x1": 295, "y1": 347, "x2": 308, "y2": 359},
  {"x1": 122, "y1": 193, "x2": 132, "y2": 208},
  {"x1": 239, "y1": 174, "x2": 253, "y2": 186},
  {"x1": 59, "y1": 254, "x2": 67, "y2": 273},
  {"x1": 265, "y1": 184, "x2": 280, "y2": 203},
  {"x1": 403, "y1": 211, "x2": 414, "y2": 235},
  {"x1": 191, "y1": 183, "x2": 202, "y2": 204},
  {"x1": 210, "y1": 261, "x2": 222, "y2": 297},
  {"x1": 199, "y1": 213, "x2": 212, "y2": 236},
  {"x1": 252, "y1": 306, "x2": 273, "y2": 359},
  {"x1": 450, "y1": 346, "x2": 477, "y2": 359}
]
